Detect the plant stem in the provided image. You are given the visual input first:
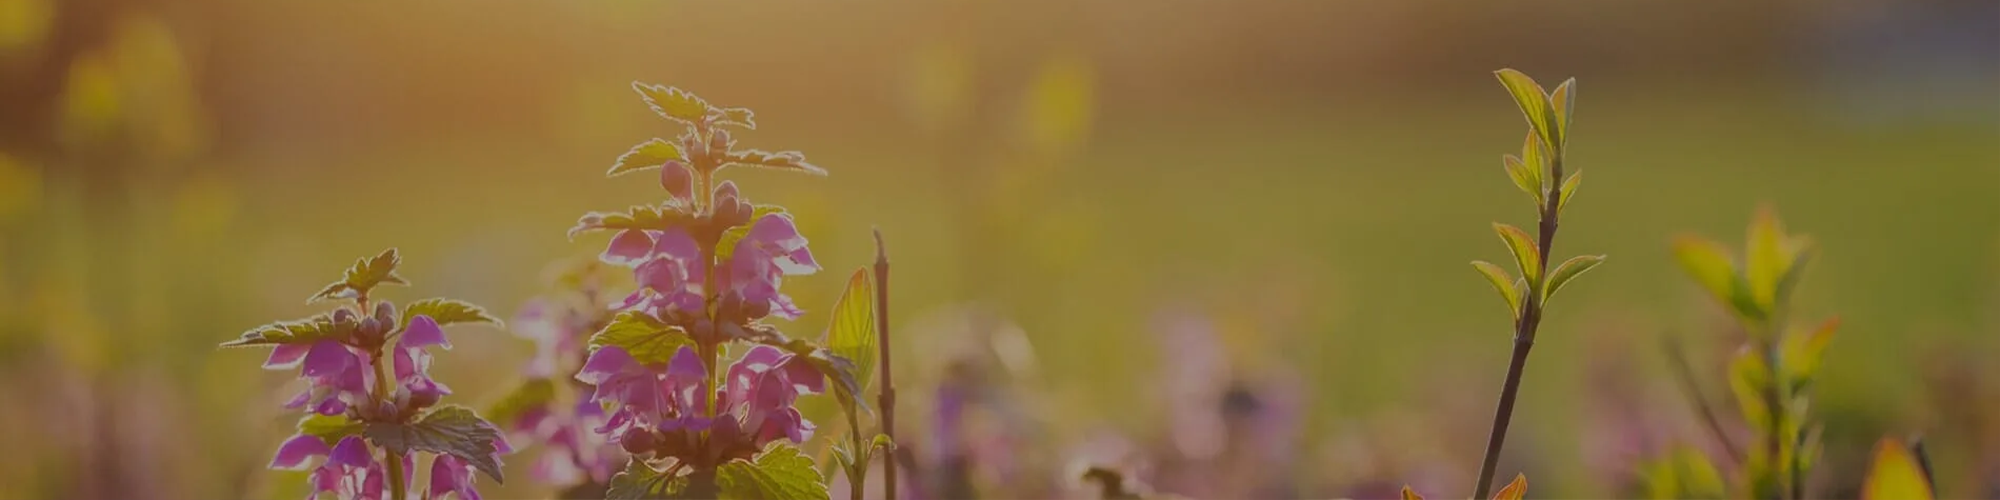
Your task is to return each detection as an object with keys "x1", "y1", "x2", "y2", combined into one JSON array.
[
  {"x1": 873, "y1": 228, "x2": 898, "y2": 500},
  {"x1": 1761, "y1": 341, "x2": 1784, "y2": 500},
  {"x1": 1472, "y1": 155, "x2": 1563, "y2": 499},
  {"x1": 367, "y1": 339, "x2": 409, "y2": 500},
  {"x1": 1663, "y1": 335, "x2": 1745, "y2": 466}
]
